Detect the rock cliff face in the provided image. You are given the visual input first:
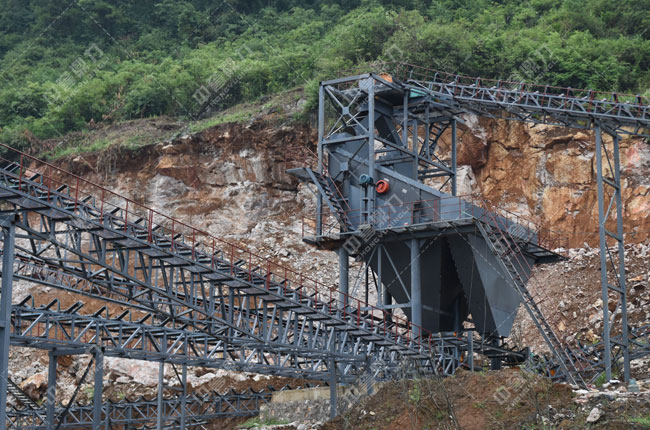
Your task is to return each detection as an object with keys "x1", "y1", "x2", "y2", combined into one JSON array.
[
  {"x1": 63, "y1": 116, "x2": 650, "y2": 252},
  {"x1": 58, "y1": 120, "x2": 344, "y2": 292},
  {"x1": 11, "y1": 114, "x2": 650, "y2": 412},
  {"x1": 53, "y1": 116, "x2": 650, "y2": 312},
  {"x1": 455, "y1": 116, "x2": 650, "y2": 247}
]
